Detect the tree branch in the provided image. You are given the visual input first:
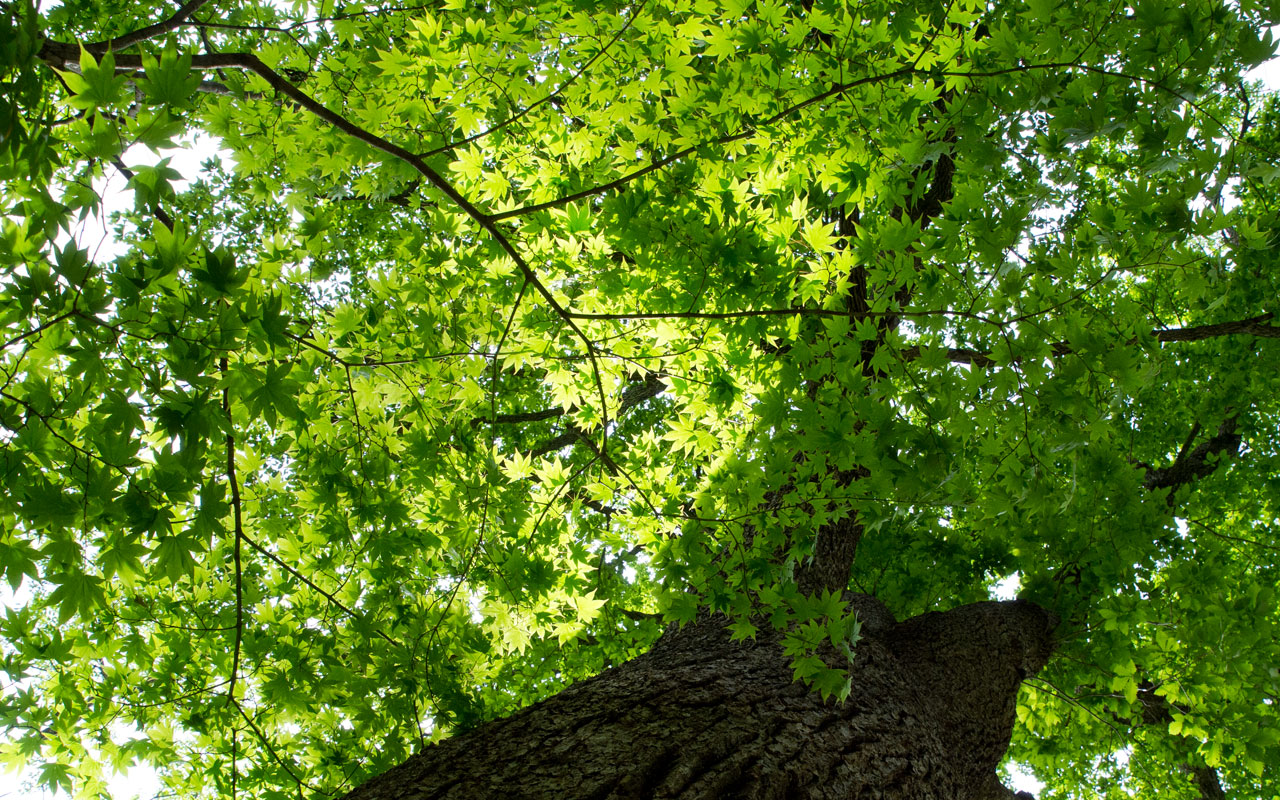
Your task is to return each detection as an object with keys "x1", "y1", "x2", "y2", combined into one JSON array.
[
  {"x1": 479, "y1": 407, "x2": 566, "y2": 426},
  {"x1": 618, "y1": 371, "x2": 667, "y2": 415},
  {"x1": 221, "y1": 358, "x2": 245, "y2": 704},
  {"x1": 238, "y1": 530, "x2": 400, "y2": 648},
  {"x1": 487, "y1": 65, "x2": 916, "y2": 222},
  {"x1": 1153, "y1": 312, "x2": 1279, "y2": 342},
  {"x1": 1, "y1": 311, "x2": 76, "y2": 352},
  {"x1": 80, "y1": 0, "x2": 212, "y2": 53},
  {"x1": 1132, "y1": 683, "x2": 1226, "y2": 800},
  {"x1": 111, "y1": 157, "x2": 175, "y2": 228},
  {"x1": 900, "y1": 314, "x2": 1280, "y2": 368},
  {"x1": 799, "y1": 112, "x2": 956, "y2": 595},
  {"x1": 1142, "y1": 418, "x2": 1241, "y2": 501},
  {"x1": 529, "y1": 429, "x2": 582, "y2": 459},
  {"x1": 230, "y1": 698, "x2": 318, "y2": 794}
]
